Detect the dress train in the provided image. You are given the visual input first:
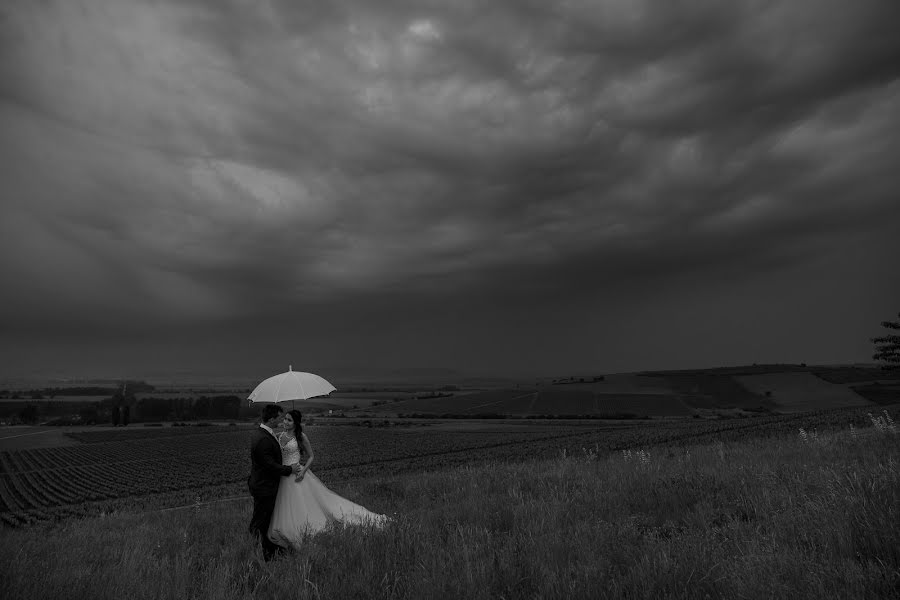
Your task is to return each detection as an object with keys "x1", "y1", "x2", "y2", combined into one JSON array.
[{"x1": 267, "y1": 436, "x2": 388, "y2": 548}]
